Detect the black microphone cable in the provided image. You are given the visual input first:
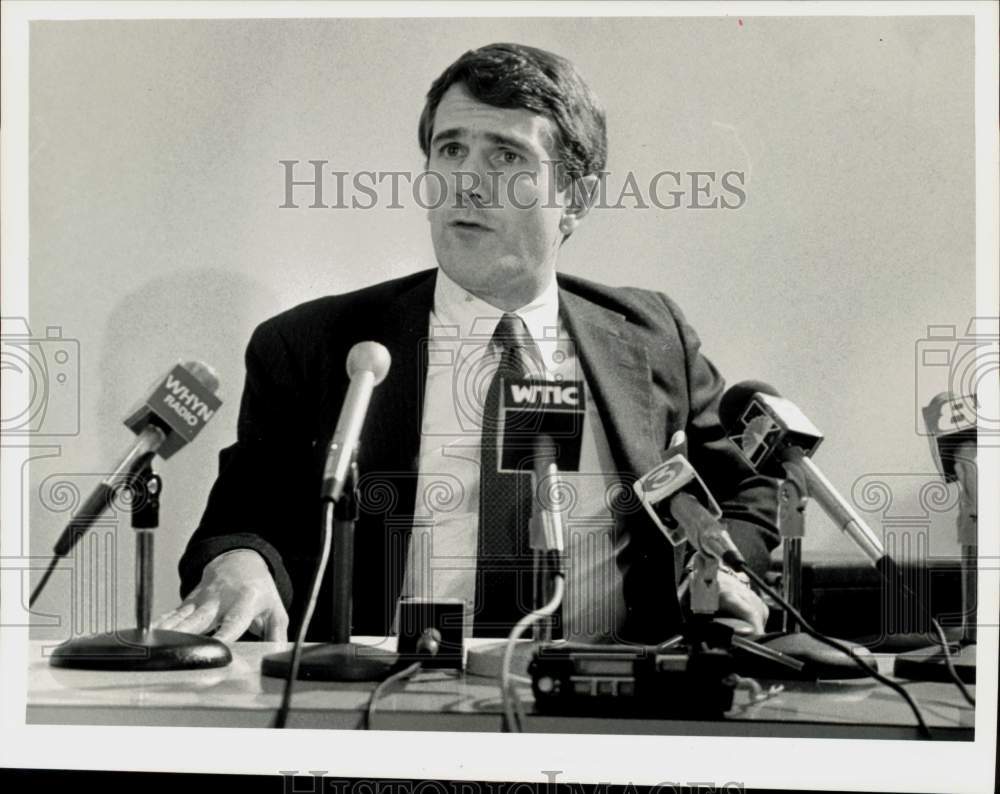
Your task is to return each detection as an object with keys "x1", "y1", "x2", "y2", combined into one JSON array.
[
  {"x1": 30, "y1": 448, "x2": 158, "y2": 608},
  {"x1": 930, "y1": 620, "x2": 975, "y2": 706},
  {"x1": 720, "y1": 550, "x2": 935, "y2": 739},
  {"x1": 29, "y1": 557, "x2": 61, "y2": 609},
  {"x1": 870, "y1": 554, "x2": 975, "y2": 707}
]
